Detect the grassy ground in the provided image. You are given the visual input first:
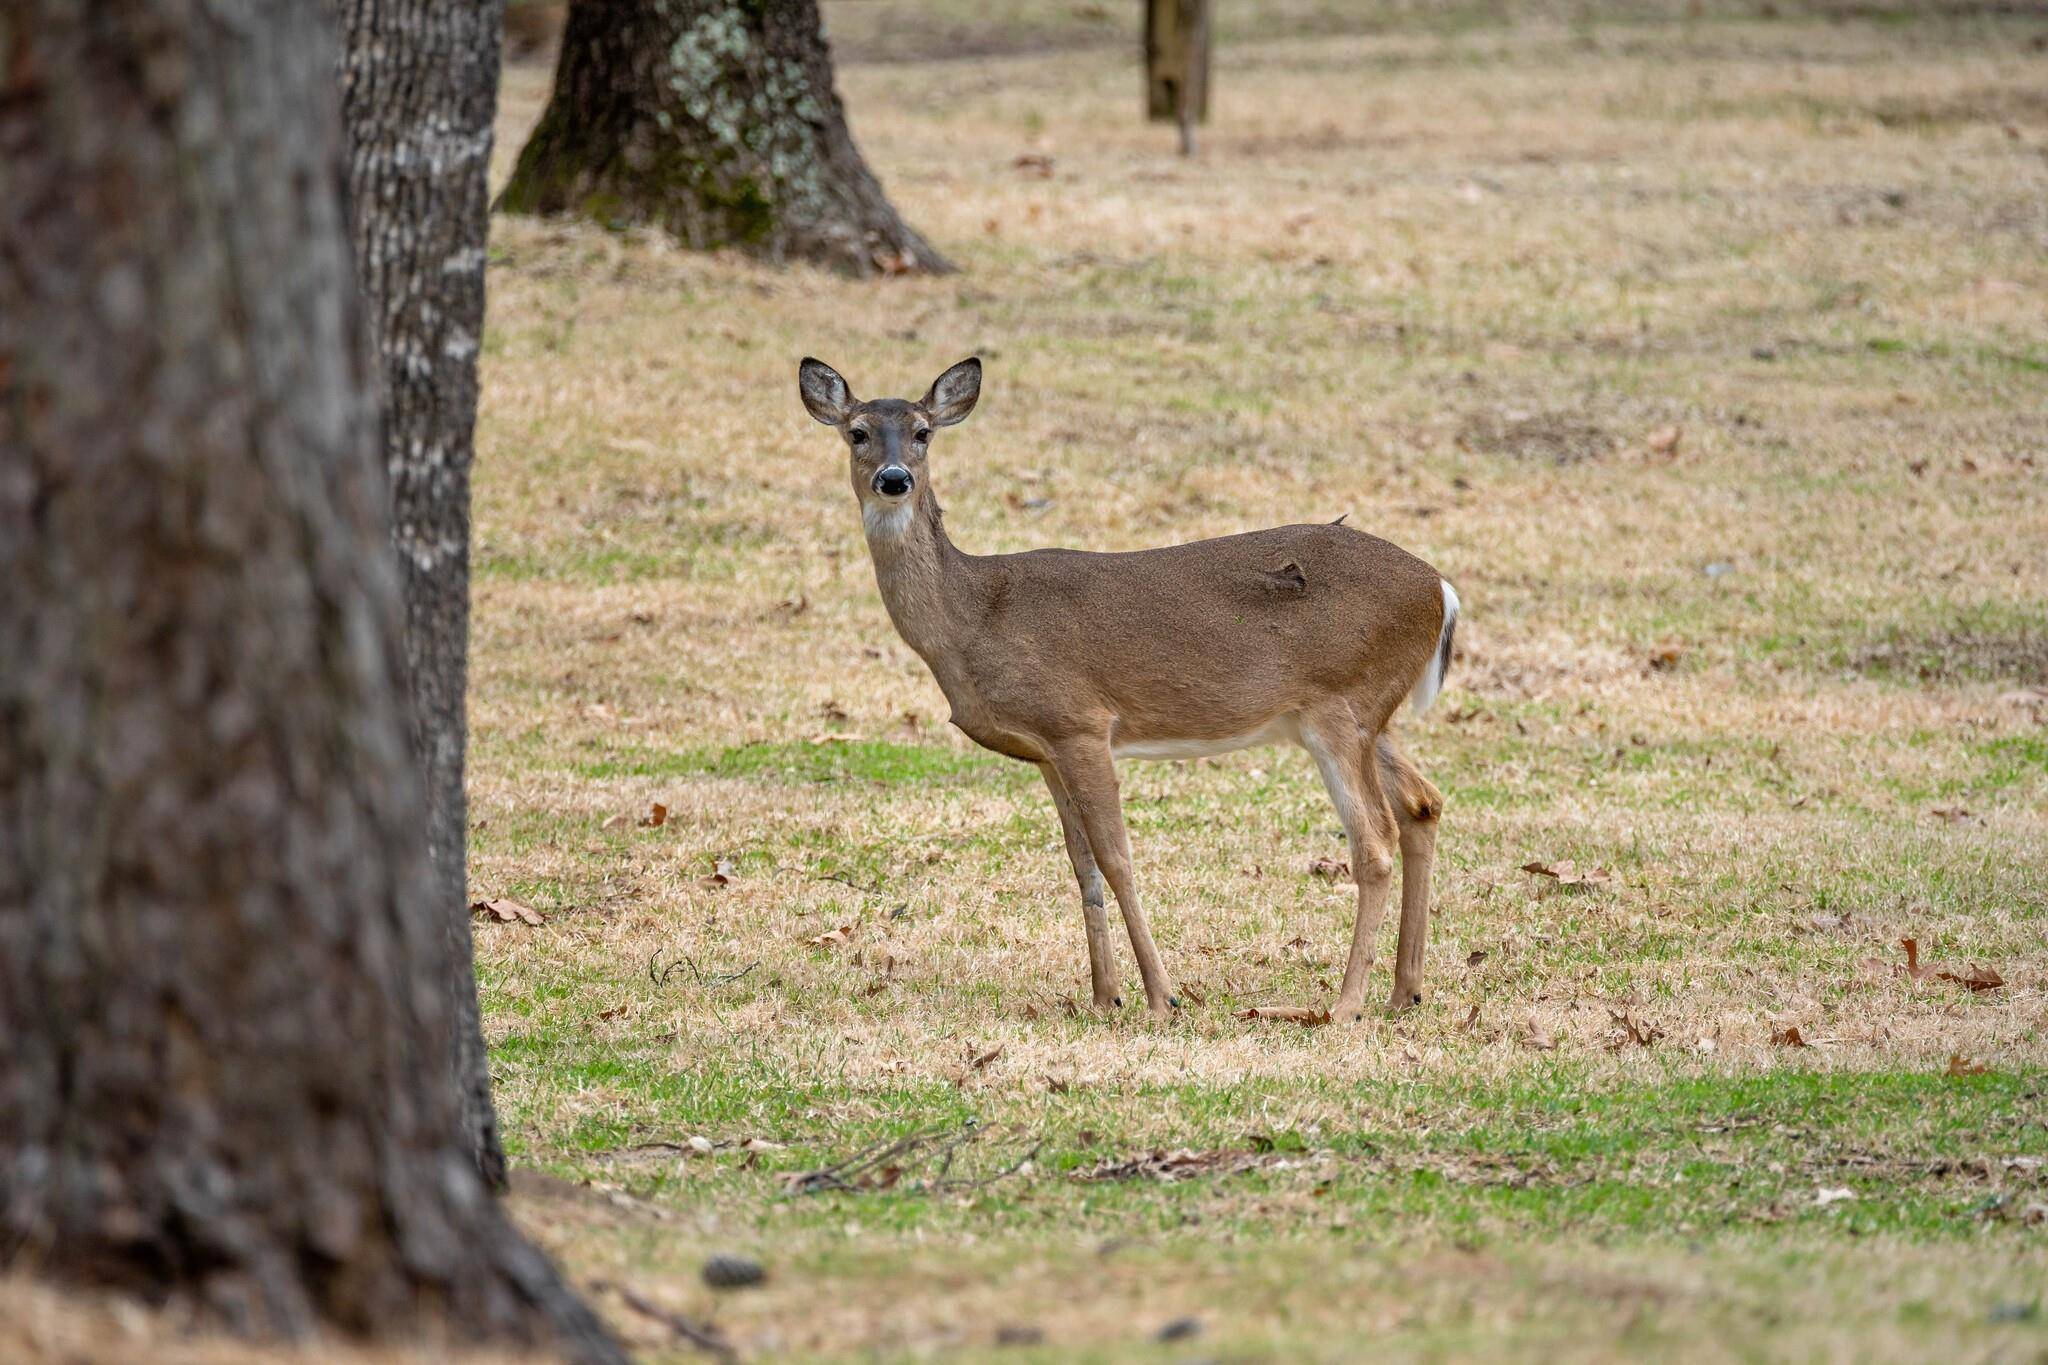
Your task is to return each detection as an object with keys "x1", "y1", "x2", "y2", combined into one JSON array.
[{"x1": 467, "y1": 3, "x2": 2046, "y2": 1360}]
